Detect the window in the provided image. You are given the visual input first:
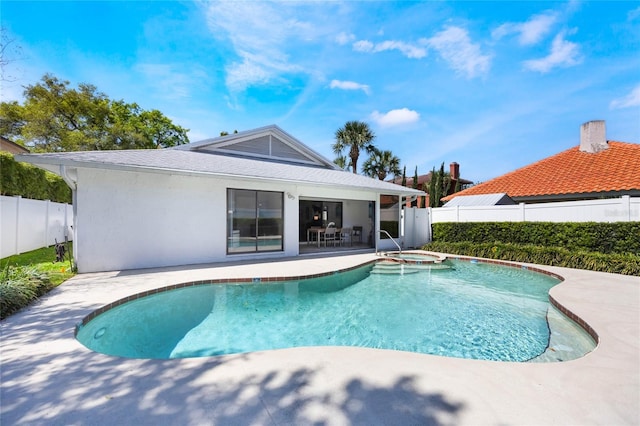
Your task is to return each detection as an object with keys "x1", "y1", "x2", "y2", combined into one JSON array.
[{"x1": 227, "y1": 189, "x2": 283, "y2": 254}]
